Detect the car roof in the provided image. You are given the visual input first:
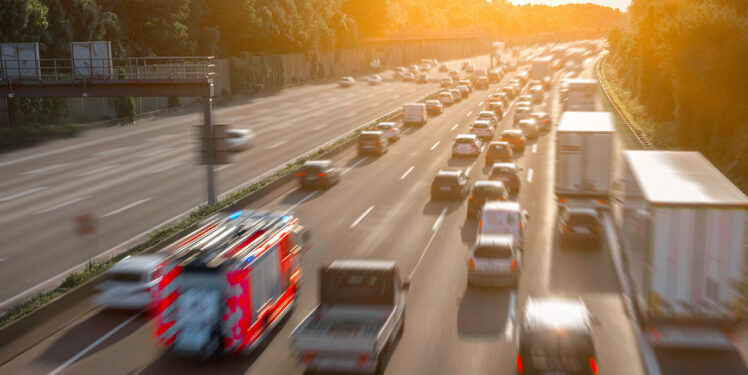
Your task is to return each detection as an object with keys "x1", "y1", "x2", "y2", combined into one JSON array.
[
  {"x1": 435, "y1": 170, "x2": 462, "y2": 177},
  {"x1": 360, "y1": 130, "x2": 383, "y2": 136},
  {"x1": 502, "y1": 129, "x2": 523, "y2": 135},
  {"x1": 492, "y1": 162, "x2": 517, "y2": 169},
  {"x1": 476, "y1": 234, "x2": 515, "y2": 247},
  {"x1": 479, "y1": 111, "x2": 495, "y2": 115},
  {"x1": 518, "y1": 119, "x2": 536, "y2": 125},
  {"x1": 328, "y1": 260, "x2": 396, "y2": 271},
  {"x1": 565, "y1": 207, "x2": 598, "y2": 216},
  {"x1": 303, "y1": 160, "x2": 331, "y2": 167},
  {"x1": 473, "y1": 120, "x2": 491, "y2": 125},
  {"x1": 474, "y1": 180, "x2": 505, "y2": 189},
  {"x1": 489, "y1": 141, "x2": 510, "y2": 146},
  {"x1": 524, "y1": 297, "x2": 590, "y2": 332},
  {"x1": 455, "y1": 134, "x2": 478, "y2": 140},
  {"x1": 378, "y1": 121, "x2": 396, "y2": 126},
  {"x1": 109, "y1": 255, "x2": 164, "y2": 274},
  {"x1": 483, "y1": 200, "x2": 522, "y2": 211}
]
